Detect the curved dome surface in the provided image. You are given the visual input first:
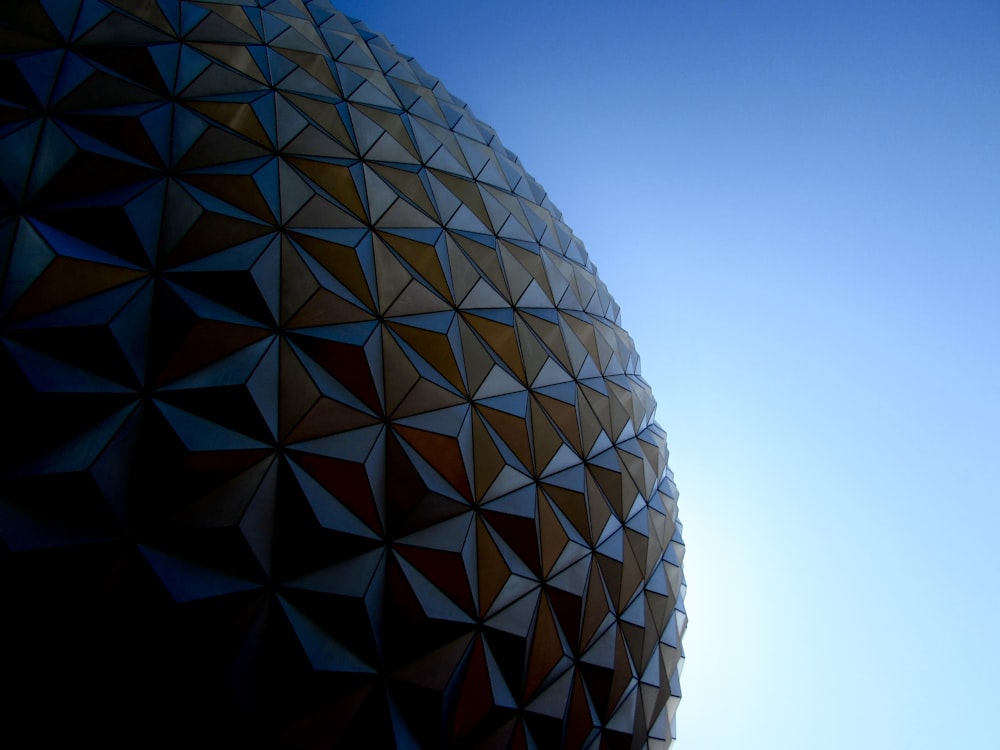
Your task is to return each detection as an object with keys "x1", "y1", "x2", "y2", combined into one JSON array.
[{"x1": 0, "y1": 1, "x2": 686, "y2": 748}]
